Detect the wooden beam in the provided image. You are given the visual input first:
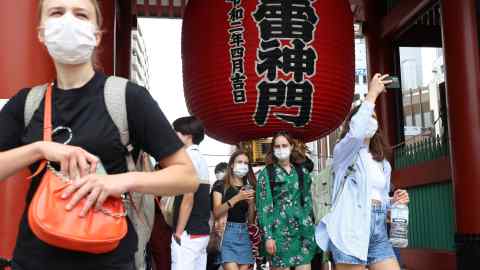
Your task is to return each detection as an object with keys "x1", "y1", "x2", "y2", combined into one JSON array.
[
  {"x1": 401, "y1": 248, "x2": 456, "y2": 270},
  {"x1": 381, "y1": 0, "x2": 433, "y2": 38},
  {"x1": 157, "y1": 2, "x2": 164, "y2": 17},
  {"x1": 392, "y1": 157, "x2": 451, "y2": 189},
  {"x1": 363, "y1": 0, "x2": 399, "y2": 161},
  {"x1": 168, "y1": 0, "x2": 174, "y2": 17},
  {"x1": 442, "y1": 0, "x2": 480, "y2": 236},
  {"x1": 181, "y1": 0, "x2": 186, "y2": 17},
  {"x1": 98, "y1": 0, "x2": 115, "y2": 75},
  {"x1": 115, "y1": 0, "x2": 133, "y2": 78},
  {"x1": 396, "y1": 24, "x2": 443, "y2": 47}
]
